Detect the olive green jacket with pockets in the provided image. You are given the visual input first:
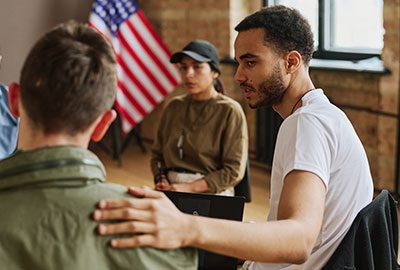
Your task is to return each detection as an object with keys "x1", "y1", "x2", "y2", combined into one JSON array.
[{"x1": 0, "y1": 146, "x2": 197, "y2": 270}]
